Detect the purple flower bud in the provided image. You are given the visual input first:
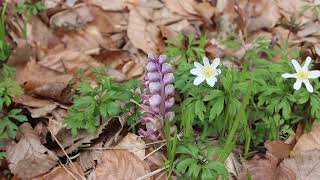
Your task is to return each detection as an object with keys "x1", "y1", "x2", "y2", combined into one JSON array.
[
  {"x1": 148, "y1": 53, "x2": 157, "y2": 62},
  {"x1": 146, "y1": 62, "x2": 158, "y2": 72},
  {"x1": 163, "y1": 73, "x2": 174, "y2": 85},
  {"x1": 165, "y1": 97, "x2": 175, "y2": 109},
  {"x1": 162, "y1": 63, "x2": 172, "y2": 73},
  {"x1": 150, "y1": 105, "x2": 160, "y2": 113},
  {"x1": 165, "y1": 84, "x2": 175, "y2": 97},
  {"x1": 138, "y1": 129, "x2": 158, "y2": 140},
  {"x1": 159, "y1": 55, "x2": 166, "y2": 64},
  {"x1": 149, "y1": 82, "x2": 161, "y2": 93},
  {"x1": 149, "y1": 94, "x2": 161, "y2": 107},
  {"x1": 147, "y1": 72, "x2": 160, "y2": 81}
]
